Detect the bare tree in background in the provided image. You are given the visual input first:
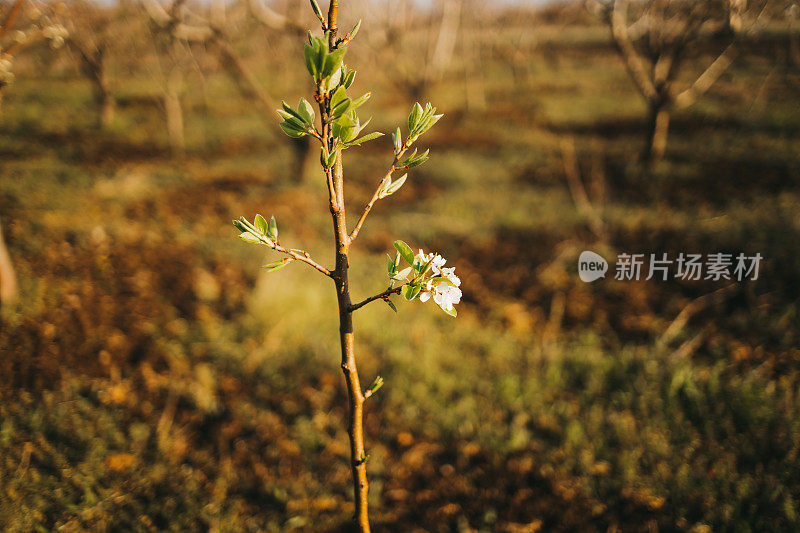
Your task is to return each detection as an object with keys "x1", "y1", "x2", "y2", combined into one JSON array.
[
  {"x1": 141, "y1": 0, "x2": 207, "y2": 156},
  {"x1": 367, "y1": 0, "x2": 462, "y2": 102},
  {"x1": 246, "y1": 0, "x2": 316, "y2": 179},
  {"x1": 142, "y1": 0, "x2": 314, "y2": 174},
  {"x1": 61, "y1": 1, "x2": 117, "y2": 129},
  {"x1": 587, "y1": 0, "x2": 764, "y2": 166}
]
